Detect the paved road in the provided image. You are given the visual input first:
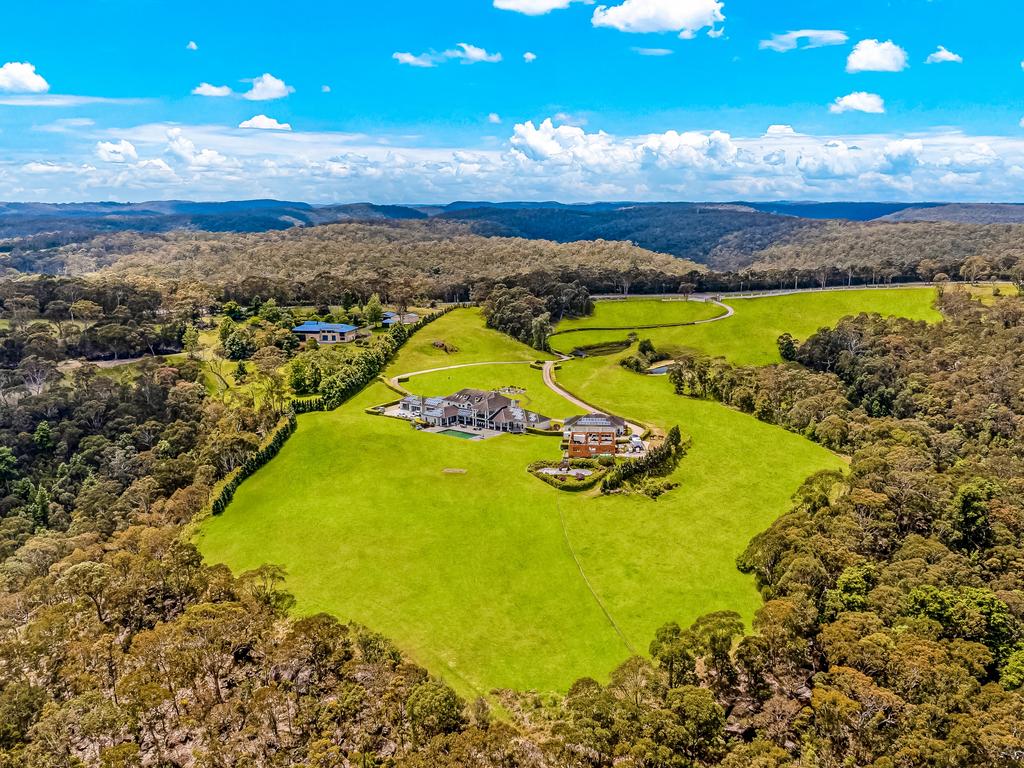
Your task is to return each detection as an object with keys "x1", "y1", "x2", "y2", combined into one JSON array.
[{"x1": 541, "y1": 358, "x2": 646, "y2": 437}]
